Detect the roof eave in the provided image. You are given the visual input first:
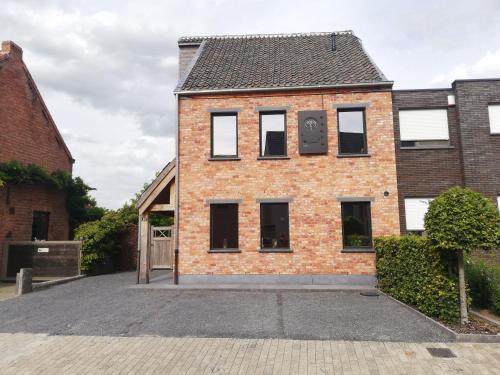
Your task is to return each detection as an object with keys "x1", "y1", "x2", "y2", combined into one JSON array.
[{"x1": 174, "y1": 81, "x2": 394, "y2": 96}]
